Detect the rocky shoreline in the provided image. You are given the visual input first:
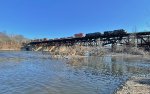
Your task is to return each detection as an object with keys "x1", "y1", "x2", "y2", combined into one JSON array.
[{"x1": 116, "y1": 77, "x2": 150, "y2": 94}]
